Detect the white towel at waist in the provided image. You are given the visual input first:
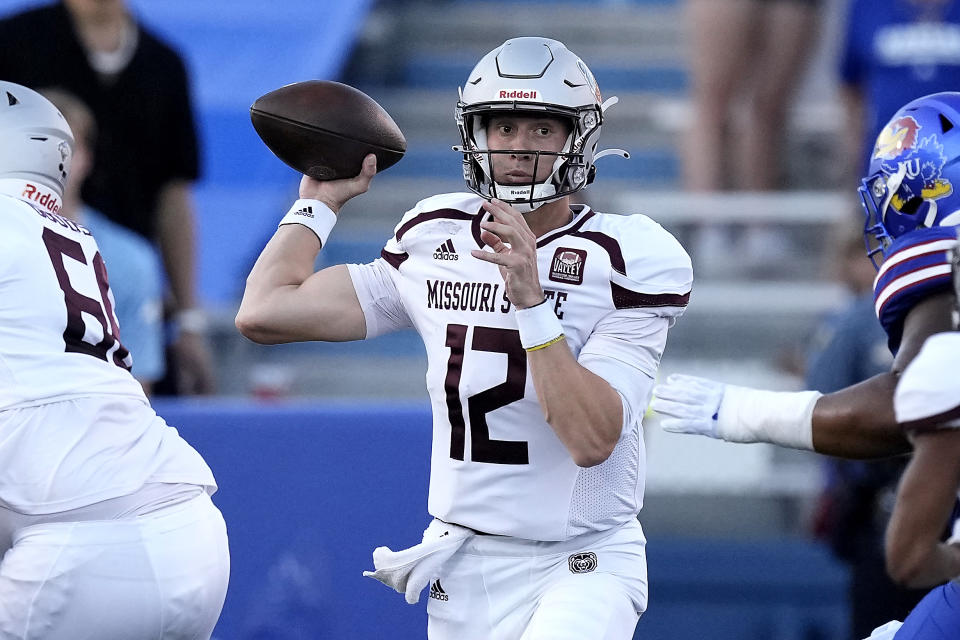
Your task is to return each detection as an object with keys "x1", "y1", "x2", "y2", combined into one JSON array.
[{"x1": 363, "y1": 518, "x2": 475, "y2": 604}]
